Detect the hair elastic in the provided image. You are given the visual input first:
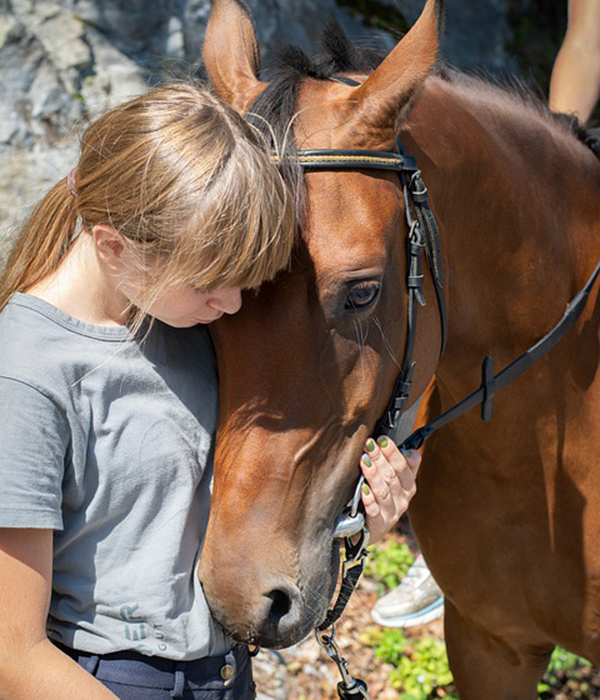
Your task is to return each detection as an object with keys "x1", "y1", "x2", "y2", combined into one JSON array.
[{"x1": 67, "y1": 167, "x2": 78, "y2": 196}]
